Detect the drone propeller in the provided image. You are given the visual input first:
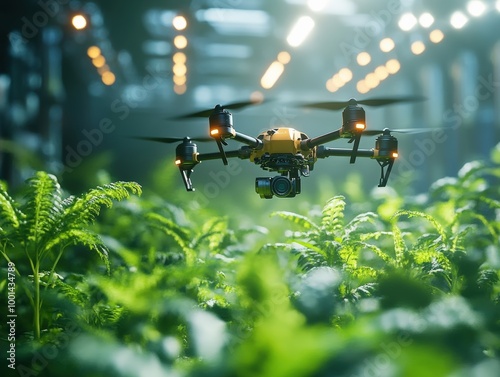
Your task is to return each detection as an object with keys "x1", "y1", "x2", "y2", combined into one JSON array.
[
  {"x1": 172, "y1": 98, "x2": 266, "y2": 119},
  {"x1": 362, "y1": 127, "x2": 447, "y2": 136},
  {"x1": 299, "y1": 95, "x2": 427, "y2": 111},
  {"x1": 131, "y1": 136, "x2": 213, "y2": 144}
]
